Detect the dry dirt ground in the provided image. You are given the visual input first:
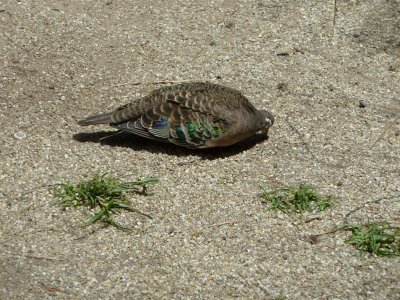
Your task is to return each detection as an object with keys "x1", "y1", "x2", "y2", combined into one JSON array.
[{"x1": 1, "y1": 0, "x2": 399, "y2": 299}]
